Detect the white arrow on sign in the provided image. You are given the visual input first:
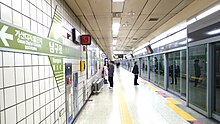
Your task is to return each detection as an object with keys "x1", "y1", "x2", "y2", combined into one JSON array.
[{"x1": 0, "y1": 25, "x2": 13, "y2": 46}]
